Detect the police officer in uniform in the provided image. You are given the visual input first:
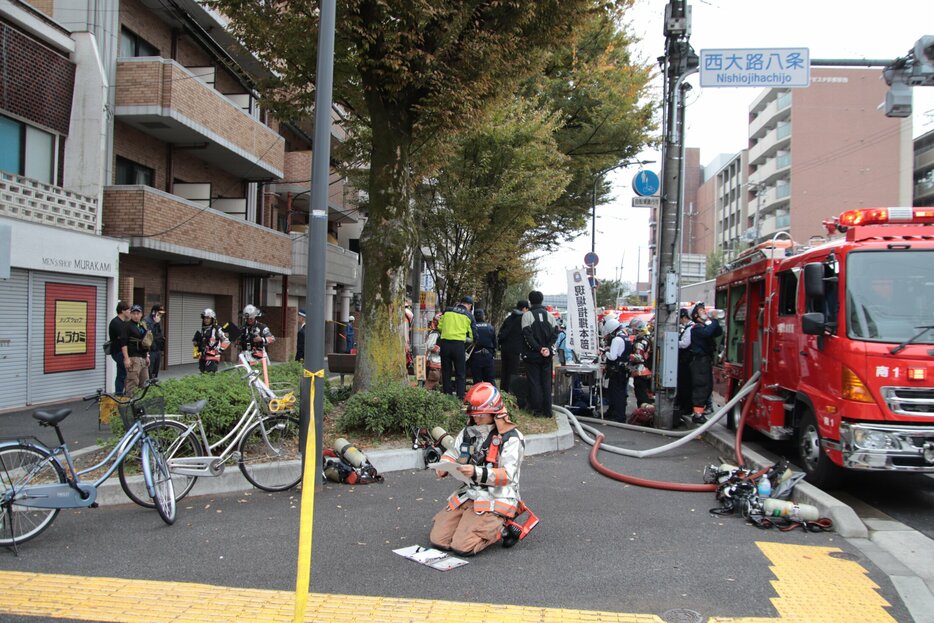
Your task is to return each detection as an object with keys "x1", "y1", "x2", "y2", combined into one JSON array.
[{"x1": 471, "y1": 309, "x2": 497, "y2": 385}]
